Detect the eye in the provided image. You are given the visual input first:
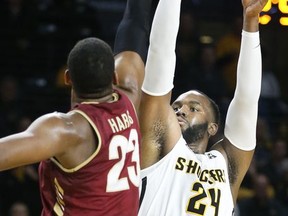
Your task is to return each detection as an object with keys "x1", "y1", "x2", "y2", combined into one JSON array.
[
  {"x1": 190, "y1": 107, "x2": 198, "y2": 112},
  {"x1": 173, "y1": 106, "x2": 180, "y2": 112}
]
